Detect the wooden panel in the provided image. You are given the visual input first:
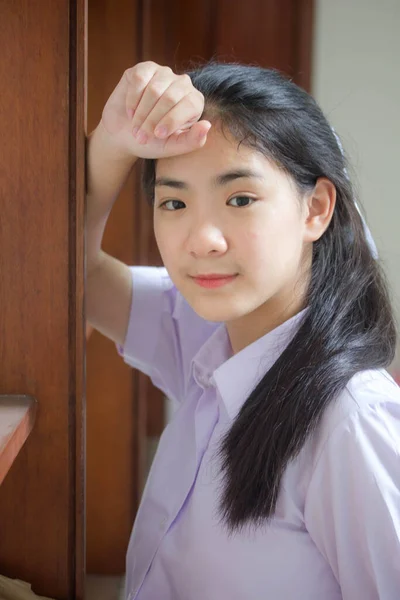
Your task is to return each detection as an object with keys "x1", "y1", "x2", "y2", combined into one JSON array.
[
  {"x1": 72, "y1": 0, "x2": 87, "y2": 596},
  {"x1": 215, "y1": 0, "x2": 314, "y2": 89},
  {"x1": 0, "y1": 0, "x2": 85, "y2": 597},
  {"x1": 142, "y1": 0, "x2": 313, "y2": 85},
  {"x1": 216, "y1": 0, "x2": 295, "y2": 71},
  {"x1": 293, "y1": 0, "x2": 314, "y2": 92},
  {"x1": 142, "y1": 0, "x2": 214, "y2": 69},
  {"x1": 86, "y1": 0, "x2": 144, "y2": 574}
]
